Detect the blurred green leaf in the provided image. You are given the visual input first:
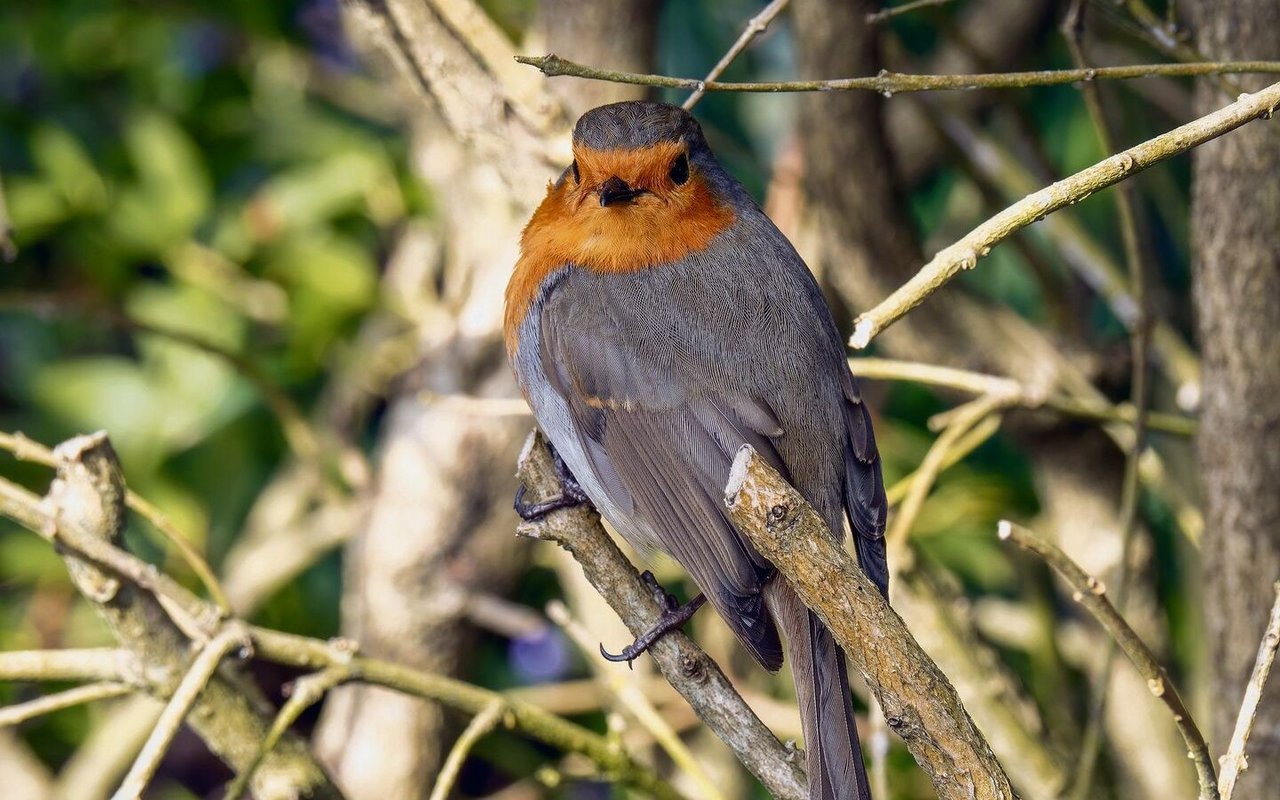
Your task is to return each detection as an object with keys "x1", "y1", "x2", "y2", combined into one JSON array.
[{"x1": 108, "y1": 112, "x2": 211, "y2": 254}]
